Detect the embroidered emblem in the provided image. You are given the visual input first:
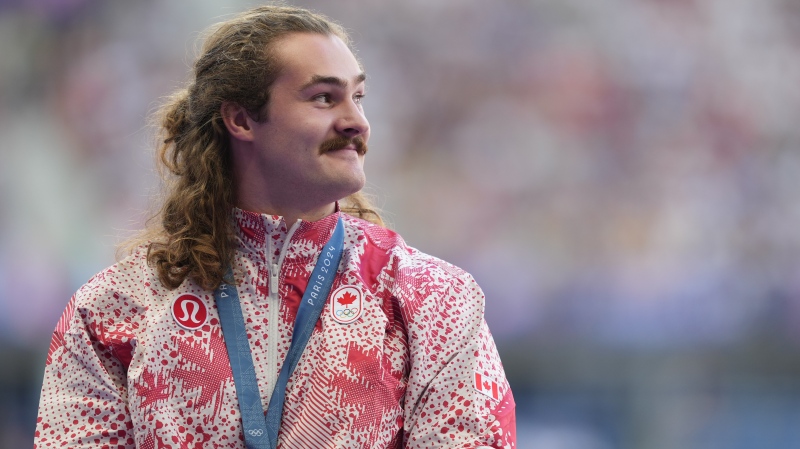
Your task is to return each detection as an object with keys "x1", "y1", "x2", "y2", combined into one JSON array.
[
  {"x1": 474, "y1": 371, "x2": 500, "y2": 400},
  {"x1": 171, "y1": 294, "x2": 208, "y2": 330},
  {"x1": 330, "y1": 285, "x2": 363, "y2": 324}
]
